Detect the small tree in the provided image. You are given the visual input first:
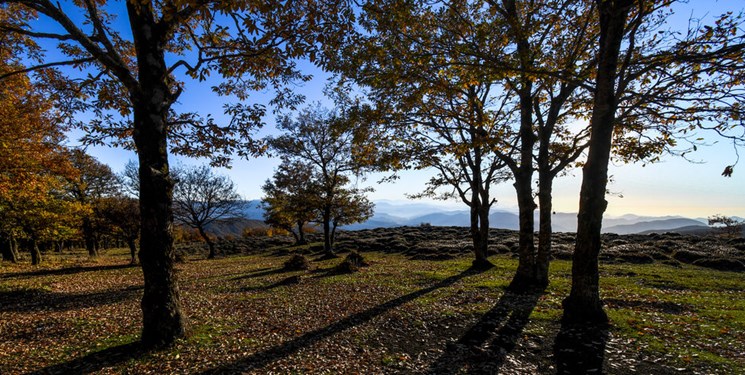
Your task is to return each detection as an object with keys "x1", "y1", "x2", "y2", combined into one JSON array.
[
  {"x1": 261, "y1": 160, "x2": 318, "y2": 245},
  {"x1": 64, "y1": 149, "x2": 119, "y2": 257},
  {"x1": 708, "y1": 214, "x2": 745, "y2": 239},
  {"x1": 172, "y1": 165, "x2": 243, "y2": 259},
  {"x1": 269, "y1": 103, "x2": 373, "y2": 256},
  {"x1": 98, "y1": 196, "x2": 140, "y2": 263}
]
